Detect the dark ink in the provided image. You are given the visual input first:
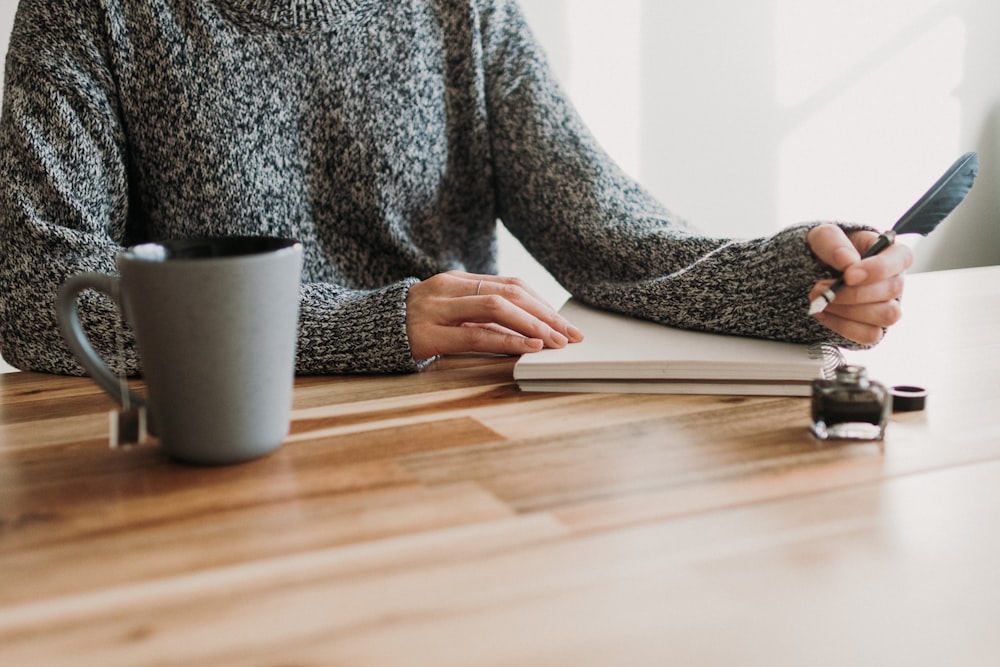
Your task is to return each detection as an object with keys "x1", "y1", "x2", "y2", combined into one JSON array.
[{"x1": 811, "y1": 365, "x2": 890, "y2": 441}]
